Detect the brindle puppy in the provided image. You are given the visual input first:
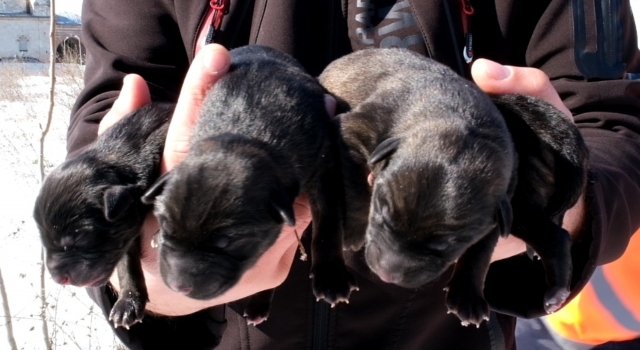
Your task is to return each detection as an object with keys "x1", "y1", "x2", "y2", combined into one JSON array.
[
  {"x1": 142, "y1": 45, "x2": 357, "y2": 325},
  {"x1": 319, "y1": 48, "x2": 588, "y2": 326},
  {"x1": 33, "y1": 103, "x2": 173, "y2": 329}
]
